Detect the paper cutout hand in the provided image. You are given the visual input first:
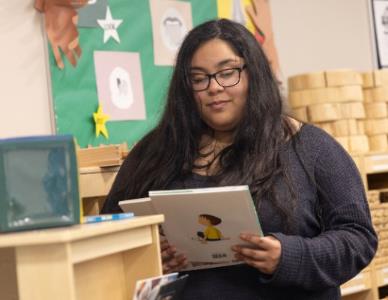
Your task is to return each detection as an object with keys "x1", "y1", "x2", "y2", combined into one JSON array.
[
  {"x1": 35, "y1": 0, "x2": 87, "y2": 69},
  {"x1": 245, "y1": 0, "x2": 282, "y2": 81}
]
